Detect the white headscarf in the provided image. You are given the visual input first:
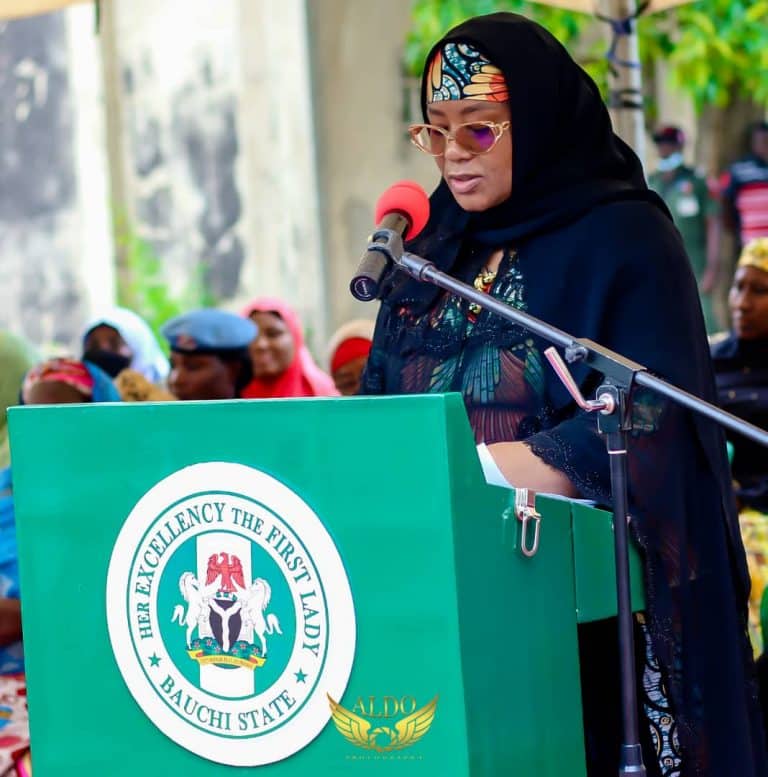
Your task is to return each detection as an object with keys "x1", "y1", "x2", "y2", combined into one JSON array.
[{"x1": 82, "y1": 307, "x2": 169, "y2": 384}]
